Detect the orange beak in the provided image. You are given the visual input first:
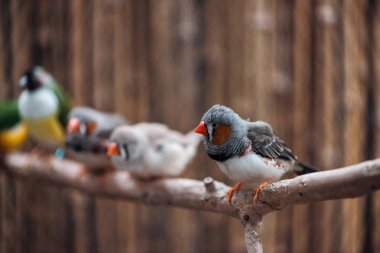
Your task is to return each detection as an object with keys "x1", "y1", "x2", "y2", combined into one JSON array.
[
  {"x1": 193, "y1": 121, "x2": 207, "y2": 136},
  {"x1": 67, "y1": 118, "x2": 81, "y2": 133},
  {"x1": 107, "y1": 142, "x2": 119, "y2": 156}
]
